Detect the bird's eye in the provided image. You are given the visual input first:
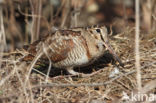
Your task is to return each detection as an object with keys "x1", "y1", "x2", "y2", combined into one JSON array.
[{"x1": 96, "y1": 29, "x2": 101, "y2": 33}]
